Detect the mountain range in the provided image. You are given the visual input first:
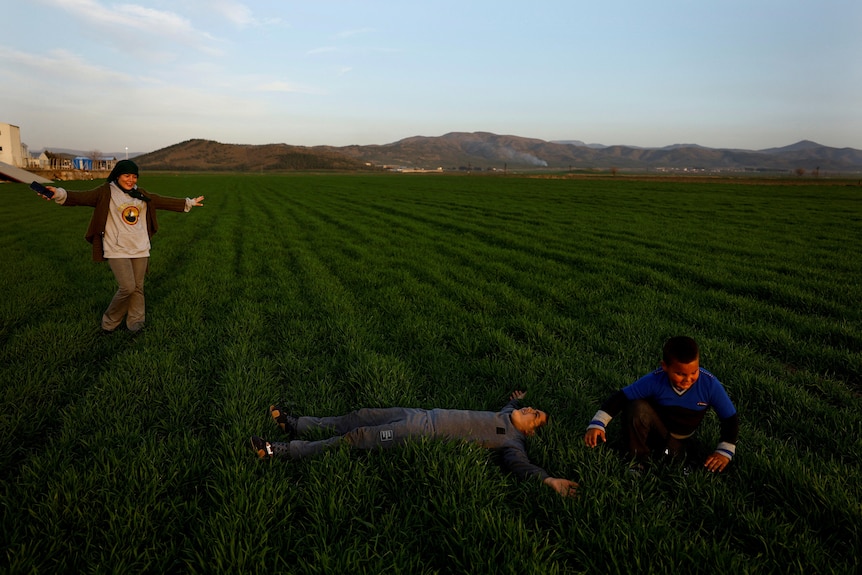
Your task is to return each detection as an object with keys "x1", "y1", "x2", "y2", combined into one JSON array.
[{"x1": 88, "y1": 133, "x2": 862, "y2": 173}]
